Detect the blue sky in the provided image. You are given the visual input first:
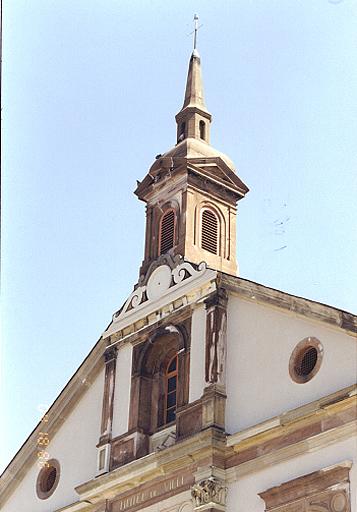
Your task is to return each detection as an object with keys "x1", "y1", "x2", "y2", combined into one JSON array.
[{"x1": 1, "y1": 0, "x2": 357, "y2": 472}]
